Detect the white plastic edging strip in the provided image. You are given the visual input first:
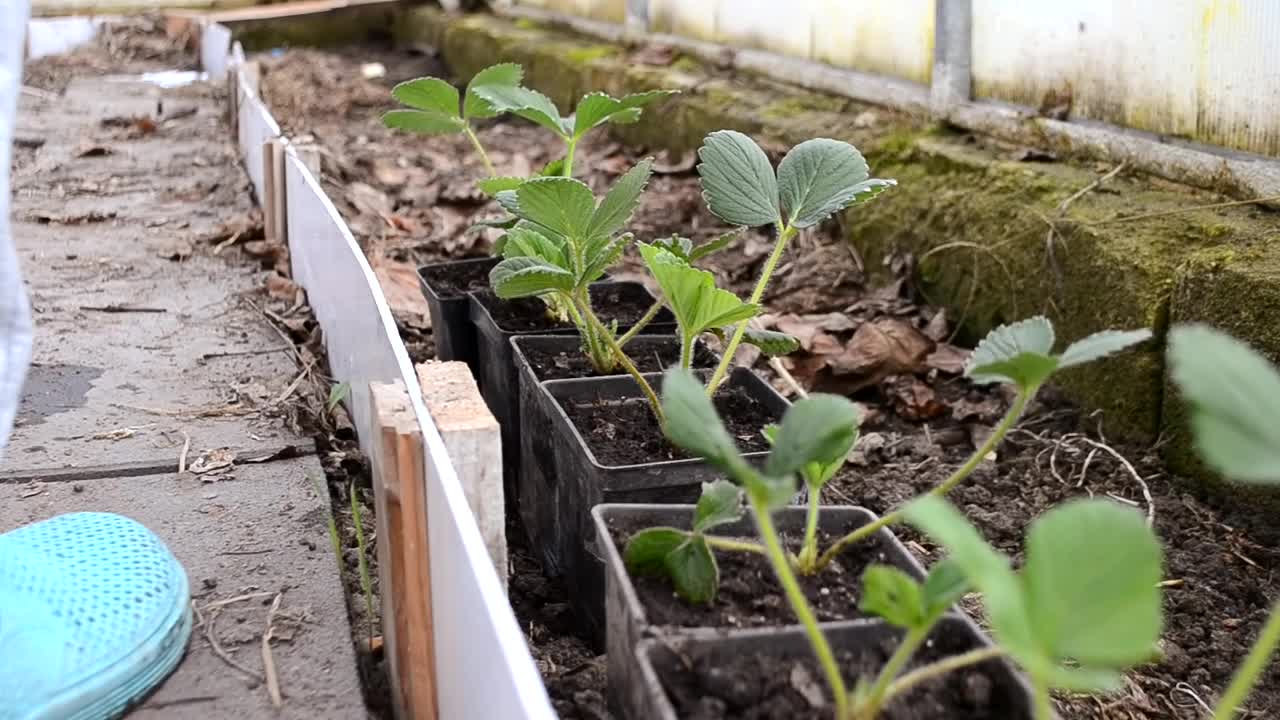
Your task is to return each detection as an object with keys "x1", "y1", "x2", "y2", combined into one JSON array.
[
  {"x1": 236, "y1": 80, "x2": 281, "y2": 205},
  {"x1": 230, "y1": 40, "x2": 247, "y2": 69},
  {"x1": 25, "y1": 17, "x2": 104, "y2": 60},
  {"x1": 201, "y1": 22, "x2": 233, "y2": 80},
  {"x1": 283, "y1": 154, "x2": 555, "y2": 720}
]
